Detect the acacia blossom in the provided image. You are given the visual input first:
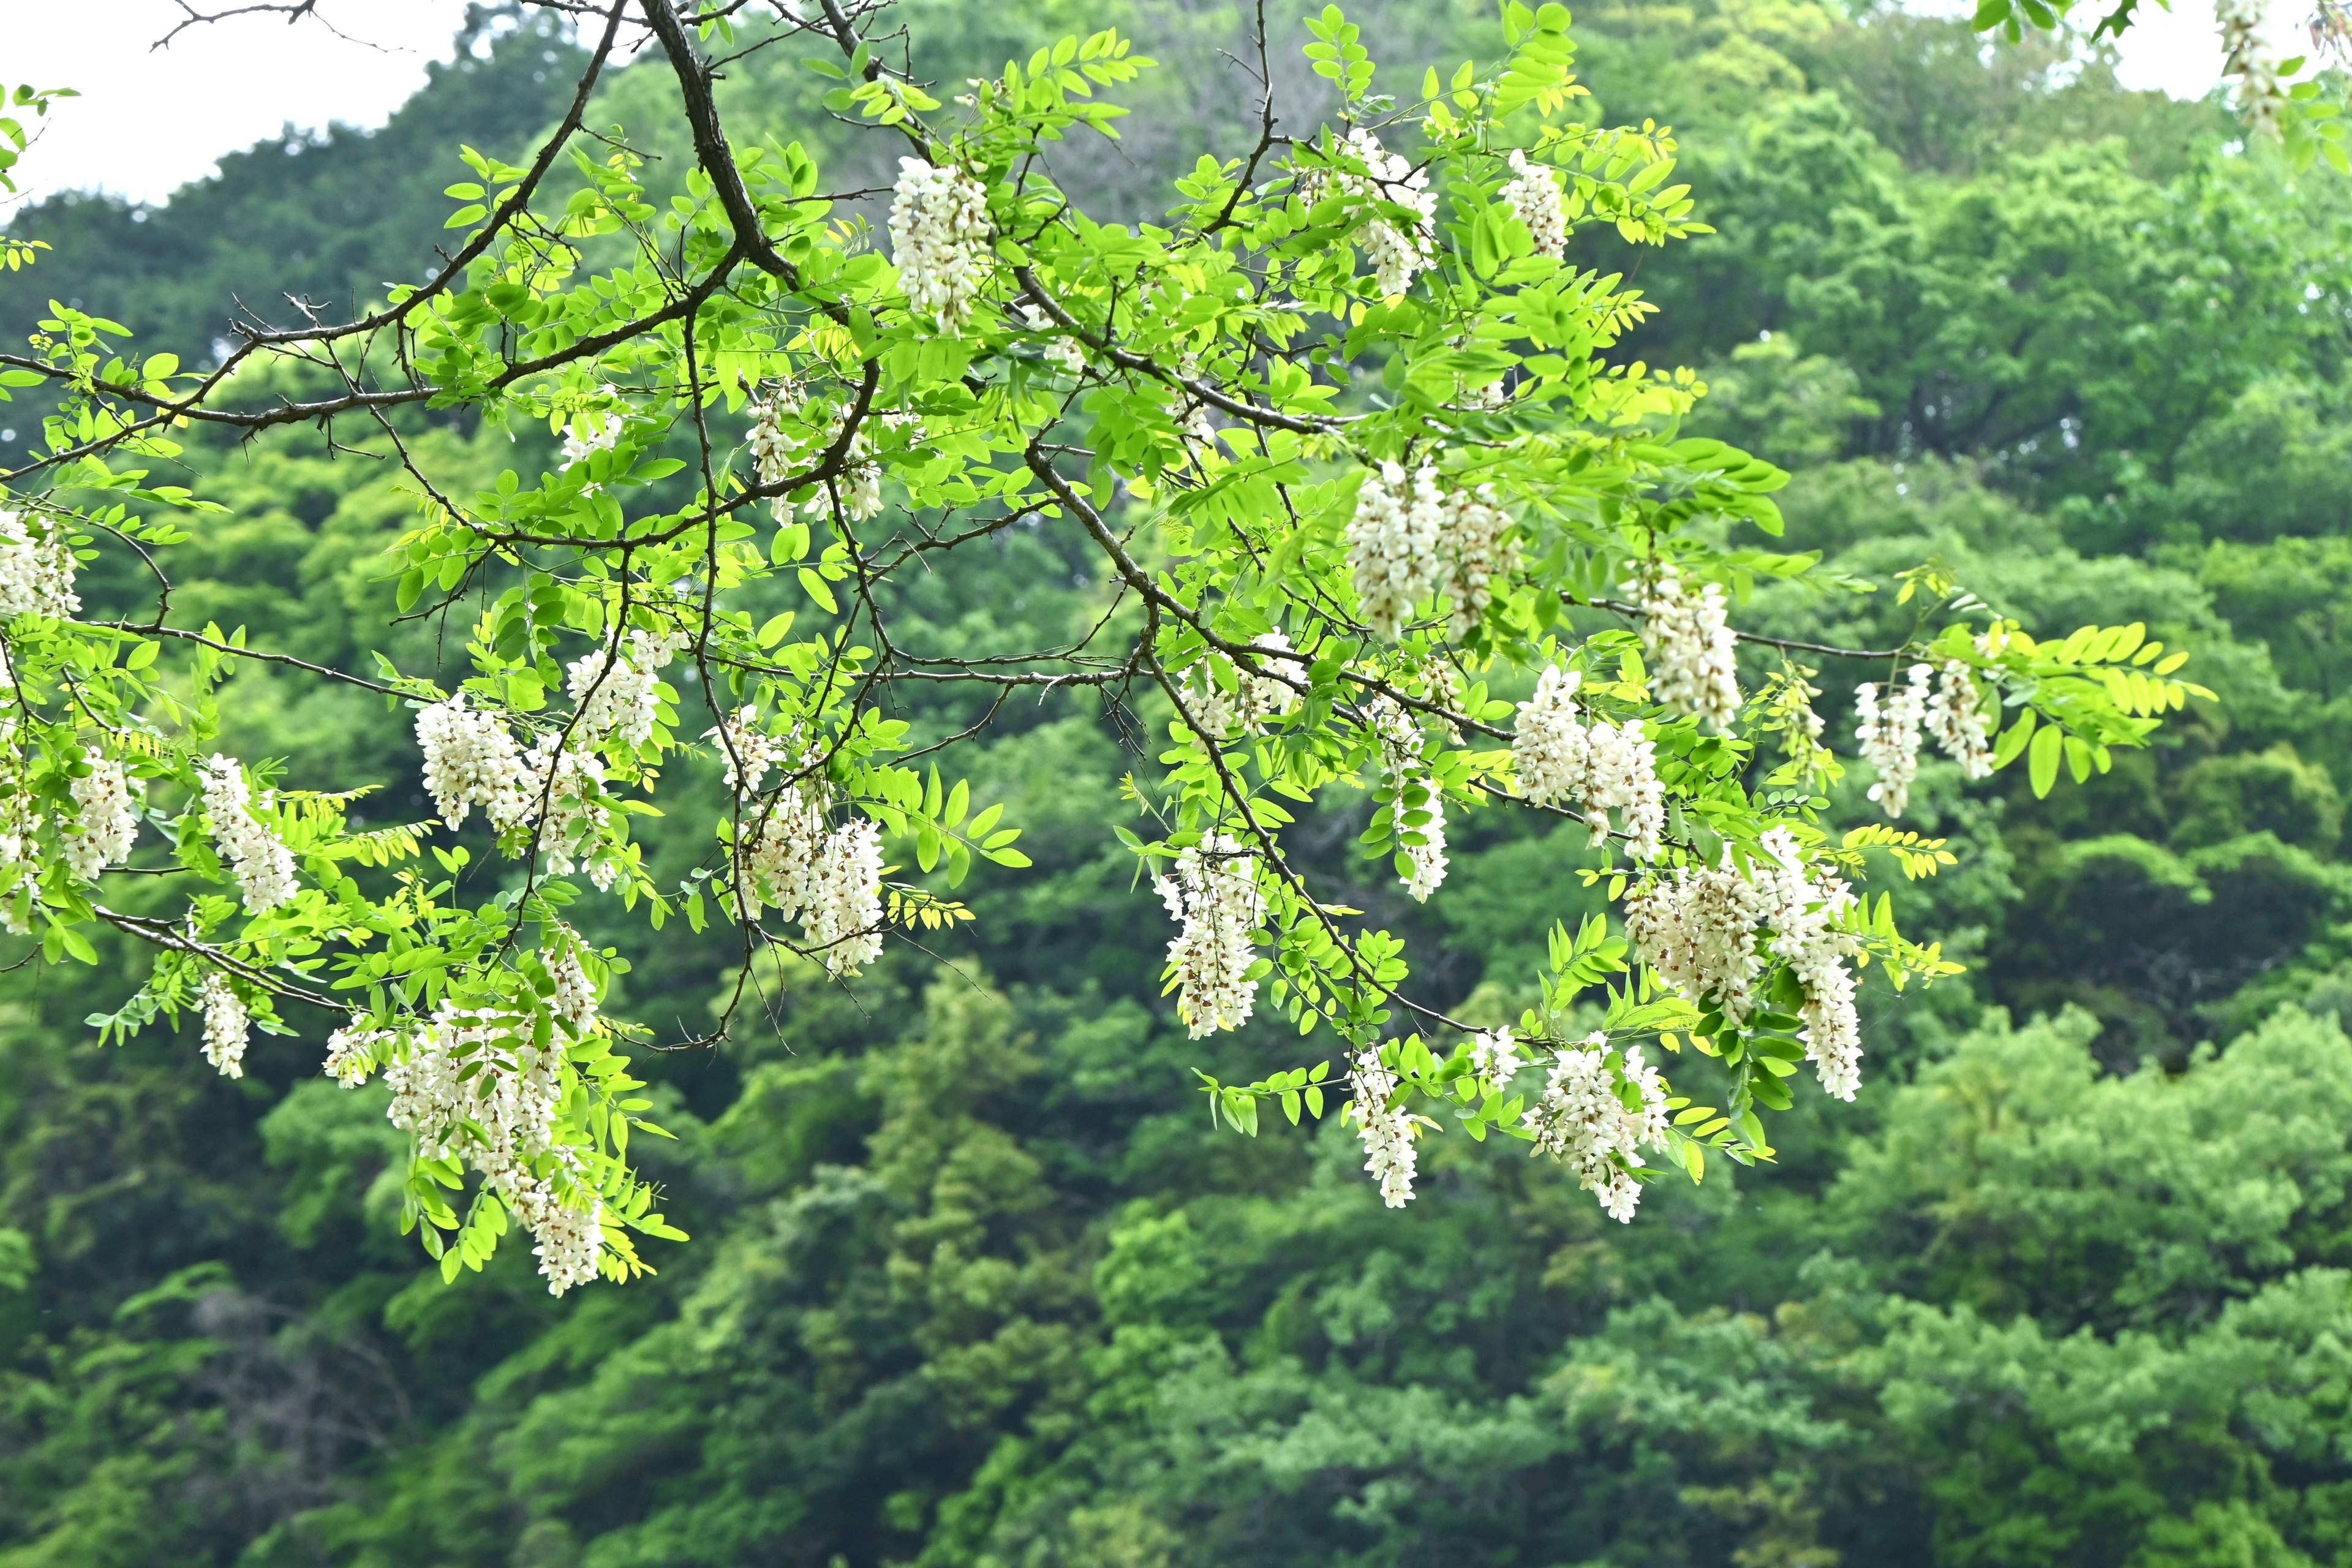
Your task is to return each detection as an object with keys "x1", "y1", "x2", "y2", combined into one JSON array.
[
  {"x1": 1469, "y1": 1026, "x2": 1522, "y2": 1090},
  {"x1": 1020, "y1": 303, "x2": 1086, "y2": 372},
  {"x1": 2217, "y1": 0, "x2": 2287, "y2": 134},
  {"x1": 566, "y1": 627, "x2": 687, "y2": 752},
  {"x1": 1500, "y1": 147, "x2": 1567, "y2": 259},
  {"x1": 1510, "y1": 665, "x2": 1666, "y2": 859},
  {"x1": 199, "y1": 755, "x2": 298, "y2": 914},
  {"x1": 559, "y1": 410, "x2": 624, "y2": 468},
  {"x1": 1856, "y1": 663, "x2": 1932, "y2": 818},
  {"x1": 747, "y1": 388, "x2": 803, "y2": 520},
  {"x1": 1927, "y1": 661, "x2": 1994, "y2": 778},
  {"x1": 1348, "y1": 1046, "x2": 1417, "y2": 1207},
  {"x1": 806, "y1": 817, "x2": 883, "y2": 976},
  {"x1": 708, "y1": 706, "x2": 777, "y2": 797},
  {"x1": 1623, "y1": 829, "x2": 1864, "y2": 1099},
  {"x1": 1637, "y1": 564, "x2": 1741, "y2": 733},
  {"x1": 199, "y1": 971, "x2": 249, "y2": 1080},
  {"x1": 1439, "y1": 482, "x2": 1515, "y2": 637},
  {"x1": 548, "y1": 937, "x2": 599, "y2": 1036},
  {"x1": 1313, "y1": 128, "x2": 1437, "y2": 296},
  {"x1": 0, "y1": 509, "x2": 78, "y2": 619},
  {"x1": 1371, "y1": 698, "x2": 1447, "y2": 900},
  {"x1": 63, "y1": 748, "x2": 138, "y2": 881},
  {"x1": 1521, "y1": 1034, "x2": 1668, "y2": 1221},
  {"x1": 1348, "y1": 461, "x2": 1444, "y2": 639},
  {"x1": 1155, "y1": 834, "x2": 1263, "y2": 1038},
  {"x1": 890, "y1": 156, "x2": 991, "y2": 333},
  {"x1": 415, "y1": 693, "x2": 532, "y2": 831},
  {"x1": 0, "y1": 722, "x2": 37, "y2": 934}
]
